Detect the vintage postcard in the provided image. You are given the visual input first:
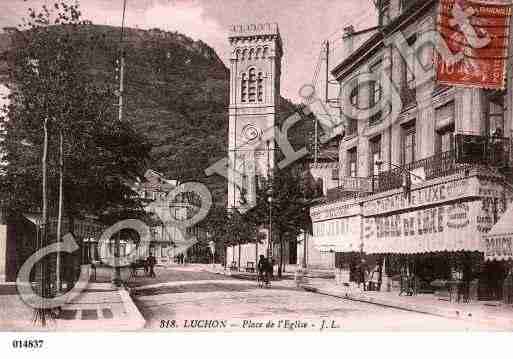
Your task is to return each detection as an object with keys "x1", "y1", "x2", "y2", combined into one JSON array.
[{"x1": 1, "y1": 1, "x2": 513, "y2": 350}]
